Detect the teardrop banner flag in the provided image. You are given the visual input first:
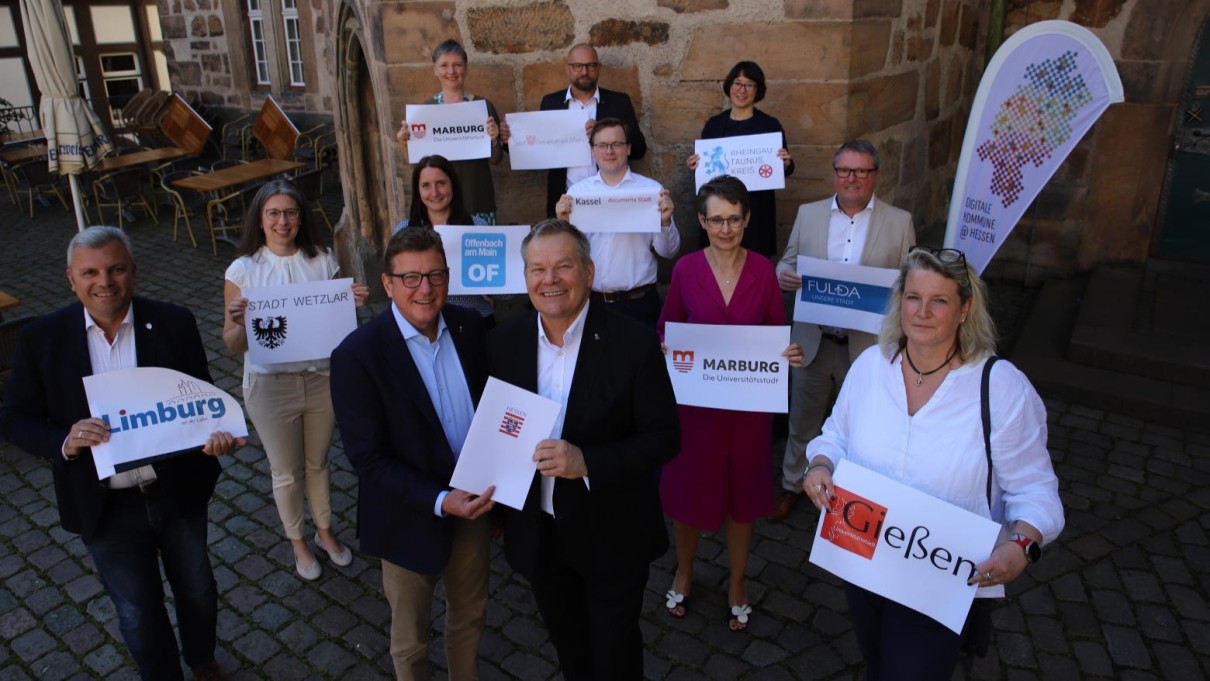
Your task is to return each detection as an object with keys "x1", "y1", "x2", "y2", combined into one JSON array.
[
  {"x1": 945, "y1": 21, "x2": 1123, "y2": 273},
  {"x1": 83, "y1": 367, "x2": 249, "y2": 480}
]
